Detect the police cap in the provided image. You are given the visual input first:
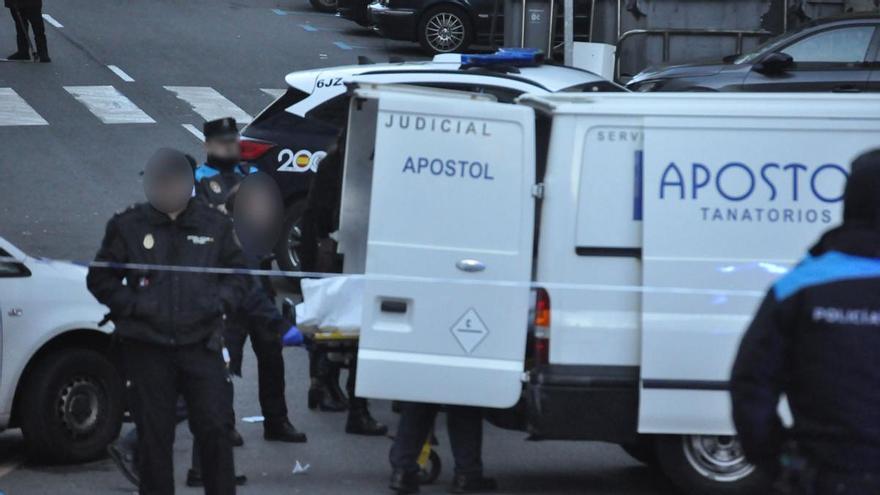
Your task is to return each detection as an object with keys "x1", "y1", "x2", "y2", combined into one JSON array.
[{"x1": 203, "y1": 117, "x2": 239, "y2": 141}]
